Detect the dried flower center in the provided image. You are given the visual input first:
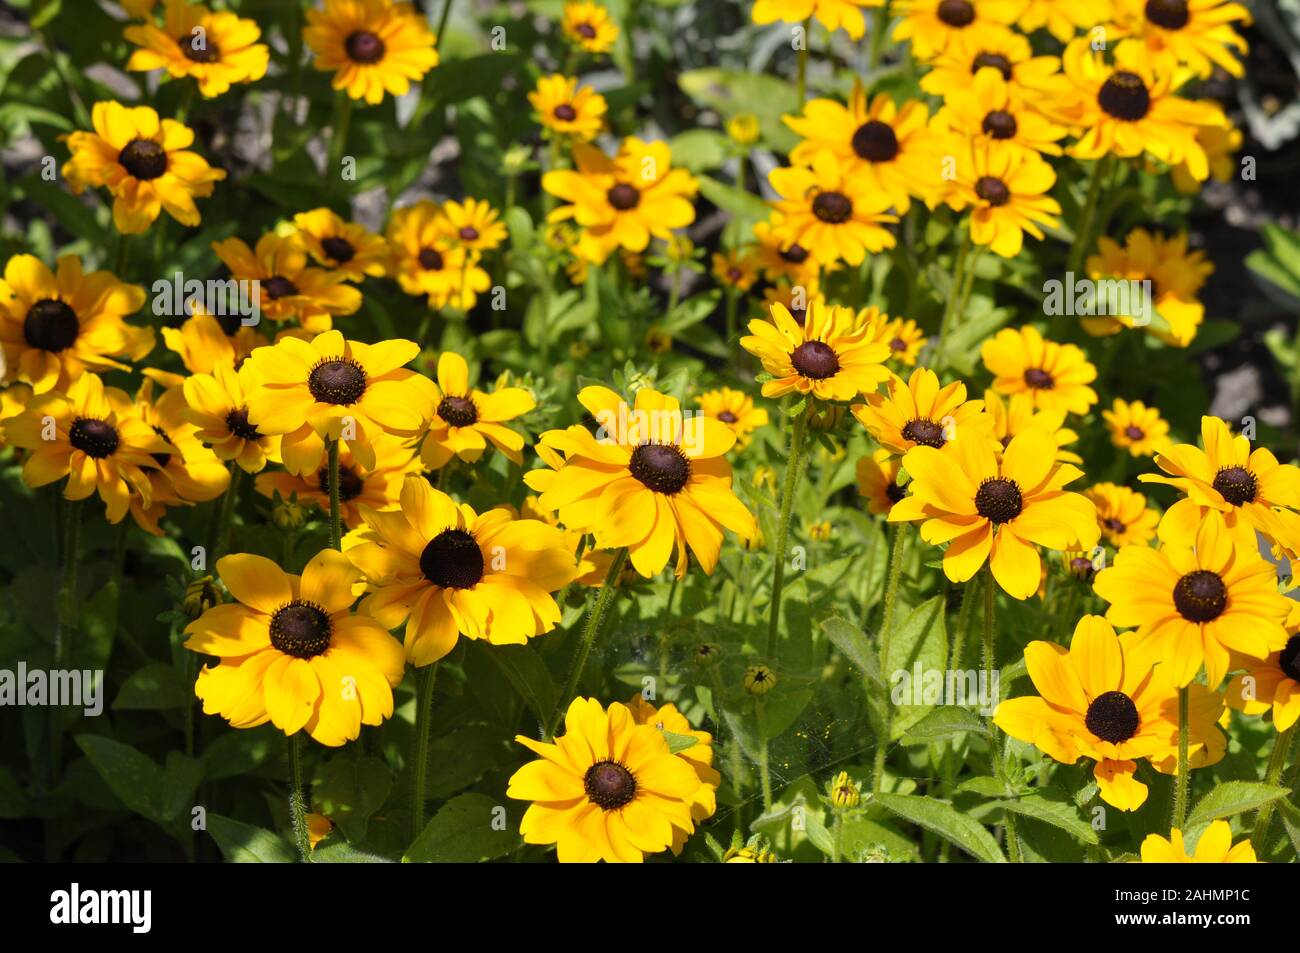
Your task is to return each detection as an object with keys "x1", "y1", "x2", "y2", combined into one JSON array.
[
  {"x1": 1024, "y1": 367, "x2": 1054, "y2": 389},
  {"x1": 629, "y1": 443, "x2": 691, "y2": 495},
  {"x1": 118, "y1": 139, "x2": 167, "y2": 180},
  {"x1": 1173, "y1": 569, "x2": 1227, "y2": 623},
  {"x1": 307, "y1": 357, "x2": 367, "y2": 405},
  {"x1": 938, "y1": 0, "x2": 976, "y2": 26},
  {"x1": 1085, "y1": 690, "x2": 1140, "y2": 743},
  {"x1": 1124, "y1": 425, "x2": 1145, "y2": 440},
  {"x1": 902, "y1": 418, "x2": 947, "y2": 449},
  {"x1": 419, "y1": 528, "x2": 484, "y2": 589},
  {"x1": 1098, "y1": 71, "x2": 1151, "y2": 121},
  {"x1": 263, "y1": 276, "x2": 298, "y2": 300},
  {"x1": 972, "y1": 52, "x2": 1012, "y2": 78},
  {"x1": 182, "y1": 32, "x2": 220, "y2": 63},
  {"x1": 975, "y1": 175, "x2": 1011, "y2": 207},
  {"x1": 68, "y1": 417, "x2": 119, "y2": 459},
  {"x1": 1144, "y1": 0, "x2": 1189, "y2": 29},
  {"x1": 225, "y1": 407, "x2": 262, "y2": 441},
  {"x1": 779, "y1": 243, "x2": 809, "y2": 264},
  {"x1": 576, "y1": 22, "x2": 597, "y2": 38},
  {"x1": 269, "y1": 600, "x2": 332, "y2": 659},
  {"x1": 981, "y1": 110, "x2": 1017, "y2": 140},
  {"x1": 1211, "y1": 465, "x2": 1257, "y2": 506},
  {"x1": 717, "y1": 411, "x2": 738, "y2": 424},
  {"x1": 851, "y1": 120, "x2": 899, "y2": 163},
  {"x1": 1279, "y1": 636, "x2": 1300, "y2": 683},
  {"x1": 890, "y1": 337, "x2": 907, "y2": 352},
  {"x1": 607, "y1": 183, "x2": 641, "y2": 210},
  {"x1": 345, "y1": 30, "x2": 385, "y2": 64},
  {"x1": 320, "y1": 236, "x2": 355, "y2": 264},
  {"x1": 975, "y1": 477, "x2": 1023, "y2": 524},
  {"x1": 791, "y1": 340, "x2": 840, "y2": 379},
  {"x1": 438, "y1": 395, "x2": 478, "y2": 428},
  {"x1": 23, "y1": 298, "x2": 79, "y2": 352},
  {"x1": 318, "y1": 463, "x2": 364, "y2": 501},
  {"x1": 812, "y1": 191, "x2": 853, "y2": 224},
  {"x1": 583, "y1": 760, "x2": 636, "y2": 810},
  {"x1": 459, "y1": 226, "x2": 479, "y2": 242},
  {"x1": 553, "y1": 104, "x2": 577, "y2": 121},
  {"x1": 418, "y1": 247, "x2": 444, "y2": 271}
]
